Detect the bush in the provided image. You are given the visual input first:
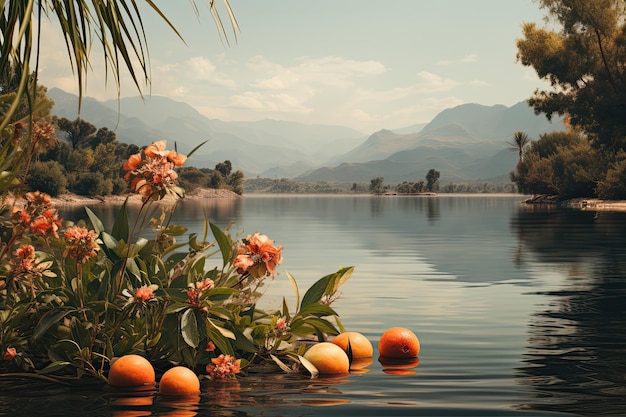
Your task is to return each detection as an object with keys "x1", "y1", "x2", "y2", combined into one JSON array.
[
  {"x1": 26, "y1": 160, "x2": 67, "y2": 196},
  {"x1": 71, "y1": 172, "x2": 112, "y2": 196}
]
